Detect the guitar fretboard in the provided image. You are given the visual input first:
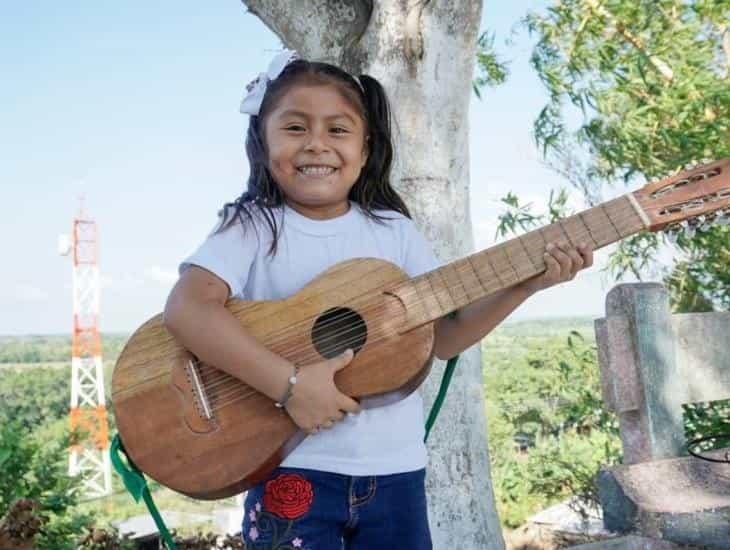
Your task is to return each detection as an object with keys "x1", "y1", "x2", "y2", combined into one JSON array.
[{"x1": 391, "y1": 194, "x2": 647, "y2": 328}]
